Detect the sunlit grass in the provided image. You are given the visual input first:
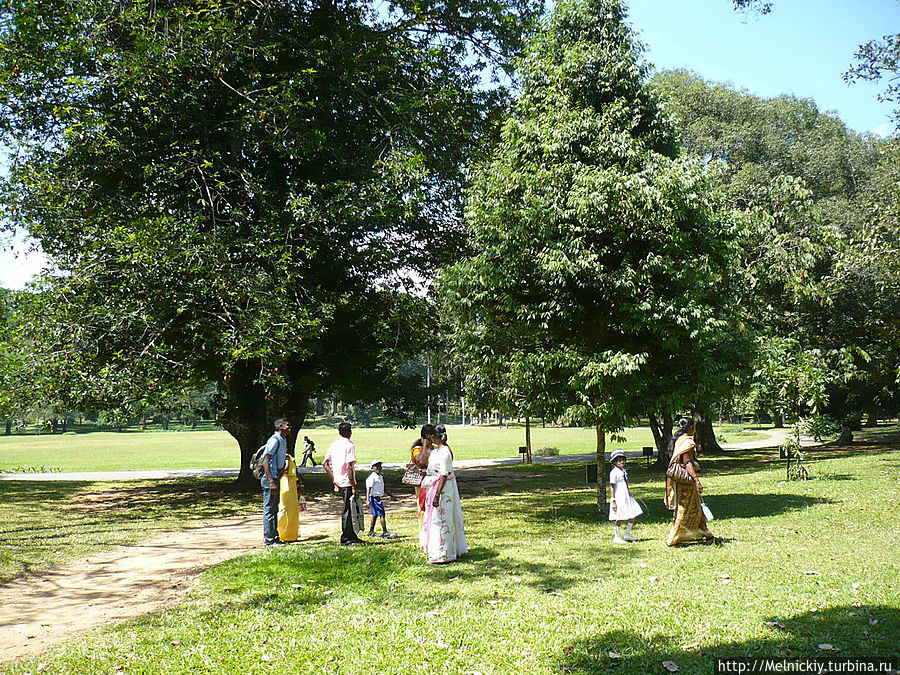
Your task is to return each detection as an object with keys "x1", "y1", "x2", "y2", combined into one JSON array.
[
  {"x1": 6, "y1": 442, "x2": 898, "y2": 674},
  {"x1": 0, "y1": 423, "x2": 770, "y2": 472}
]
